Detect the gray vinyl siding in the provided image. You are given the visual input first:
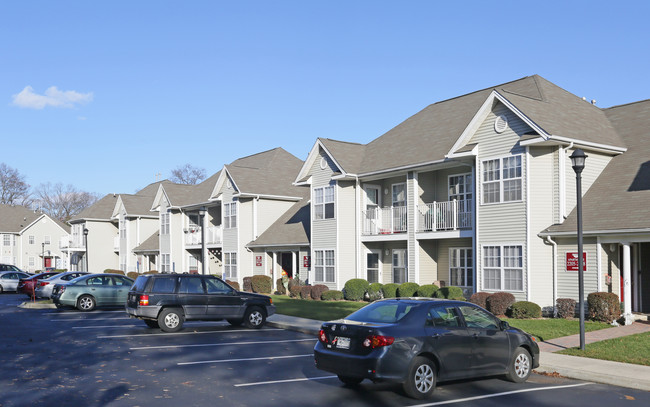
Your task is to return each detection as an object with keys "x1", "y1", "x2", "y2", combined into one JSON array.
[
  {"x1": 256, "y1": 199, "x2": 295, "y2": 238},
  {"x1": 238, "y1": 198, "x2": 254, "y2": 282},
  {"x1": 170, "y1": 209, "x2": 184, "y2": 273},
  {"x1": 600, "y1": 244, "x2": 621, "y2": 298},
  {"x1": 221, "y1": 184, "x2": 238, "y2": 253},
  {"x1": 417, "y1": 171, "x2": 437, "y2": 205},
  {"x1": 555, "y1": 237, "x2": 599, "y2": 301},
  {"x1": 418, "y1": 241, "x2": 438, "y2": 284},
  {"x1": 407, "y1": 172, "x2": 417, "y2": 282},
  {"x1": 552, "y1": 148, "x2": 560, "y2": 224},
  {"x1": 338, "y1": 180, "x2": 357, "y2": 288},
  {"x1": 563, "y1": 149, "x2": 613, "y2": 216},
  {"x1": 529, "y1": 147, "x2": 556, "y2": 307}
]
